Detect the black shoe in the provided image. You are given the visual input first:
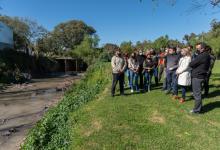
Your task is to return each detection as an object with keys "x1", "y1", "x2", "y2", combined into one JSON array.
[{"x1": 120, "y1": 93, "x2": 125, "y2": 96}]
